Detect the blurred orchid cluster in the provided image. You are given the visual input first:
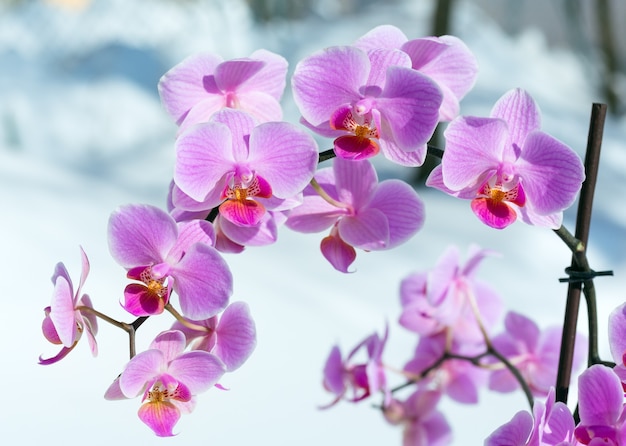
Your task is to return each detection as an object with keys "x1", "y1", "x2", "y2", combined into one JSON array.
[{"x1": 38, "y1": 23, "x2": 621, "y2": 446}]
